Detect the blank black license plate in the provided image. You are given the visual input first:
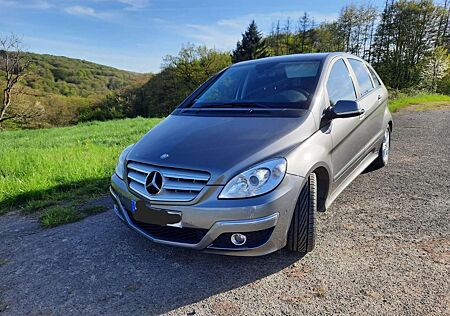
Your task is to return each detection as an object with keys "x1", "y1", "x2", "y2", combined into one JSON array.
[{"x1": 132, "y1": 200, "x2": 181, "y2": 226}]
